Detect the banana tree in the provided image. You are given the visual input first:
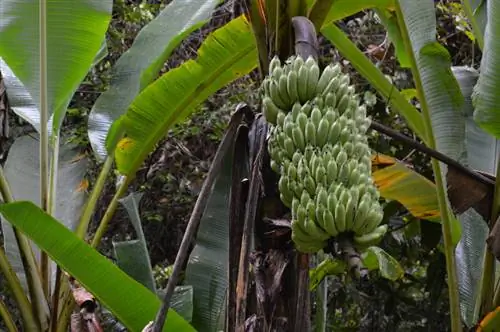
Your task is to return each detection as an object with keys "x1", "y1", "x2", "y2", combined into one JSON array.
[
  {"x1": 313, "y1": 0, "x2": 500, "y2": 330},
  {"x1": 0, "y1": 0, "x2": 259, "y2": 330},
  {"x1": 2, "y1": 0, "x2": 498, "y2": 331},
  {"x1": 165, "y1": 0, "x2": 500, "y2": 330}
]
